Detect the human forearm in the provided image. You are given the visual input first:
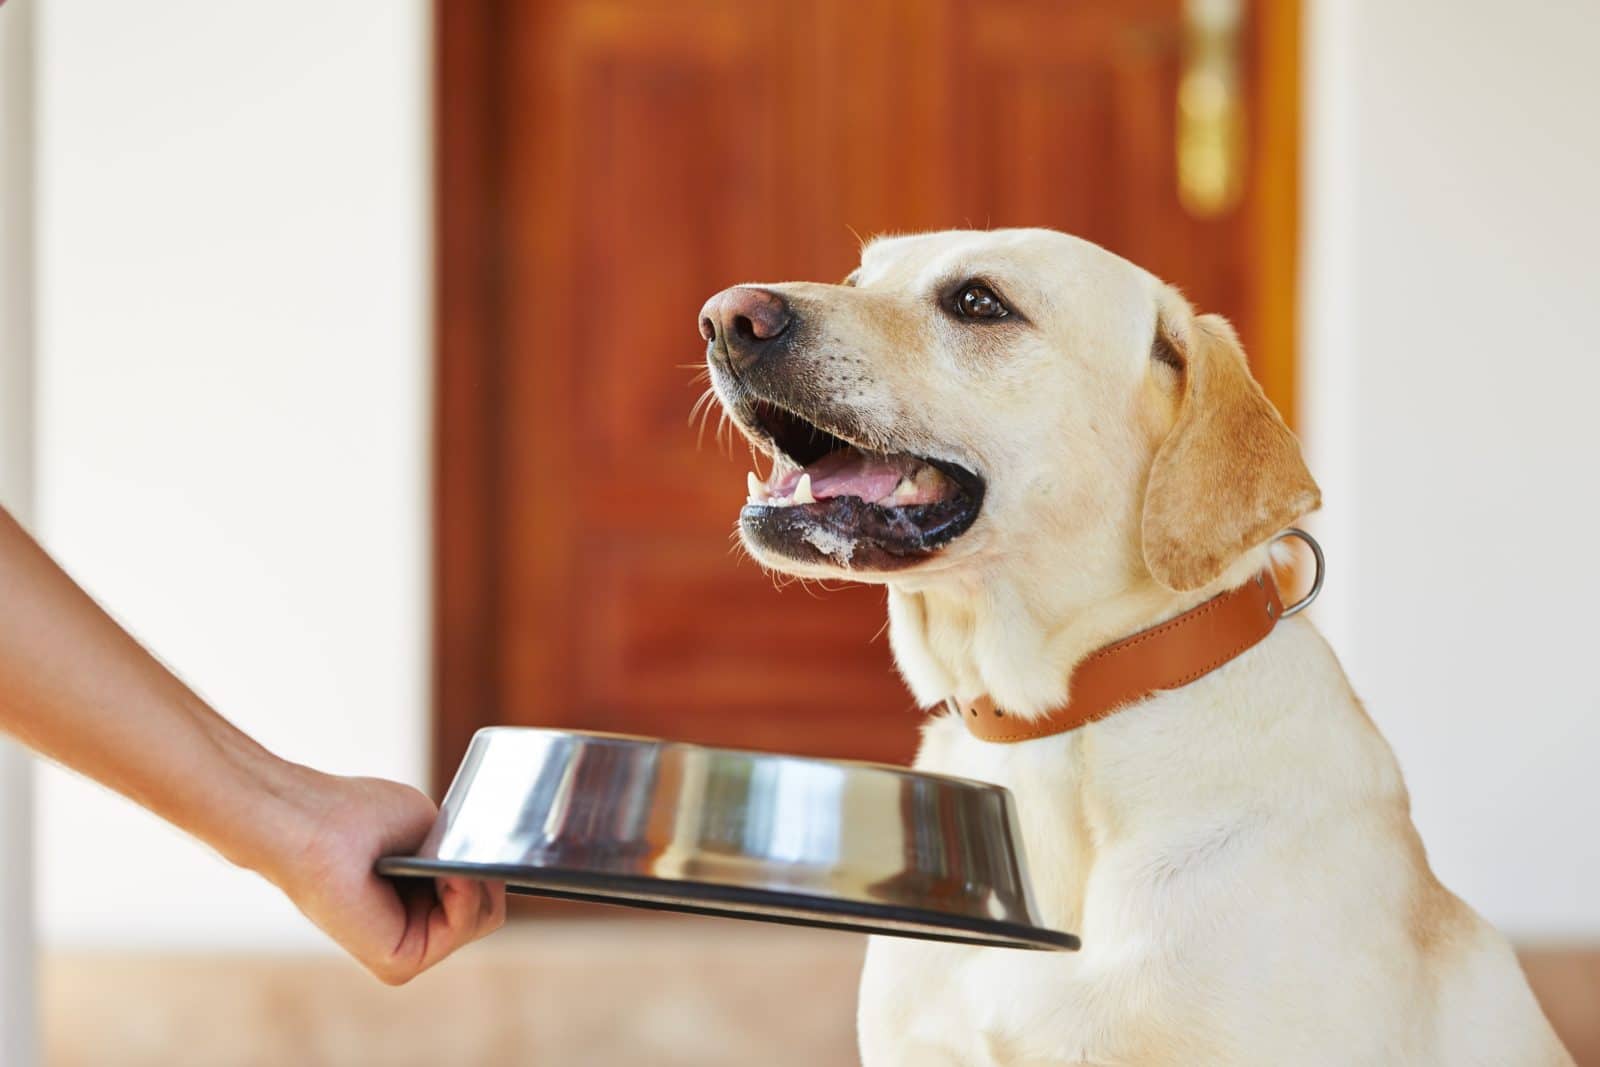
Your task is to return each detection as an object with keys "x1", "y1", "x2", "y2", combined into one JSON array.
[
  {"x1": 0, "y1": 508, "x2": 307, "y2": 866},
  {"x1": 0, "y1": 505, "x2": 503, "y2": 980}
]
